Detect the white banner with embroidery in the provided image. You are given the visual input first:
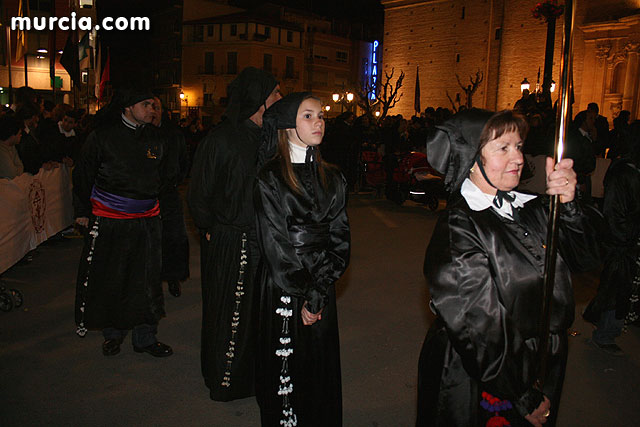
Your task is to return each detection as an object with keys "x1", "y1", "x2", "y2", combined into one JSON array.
[{"x1": 0, "y1": 166, "x2": 74, "y2": 274}]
